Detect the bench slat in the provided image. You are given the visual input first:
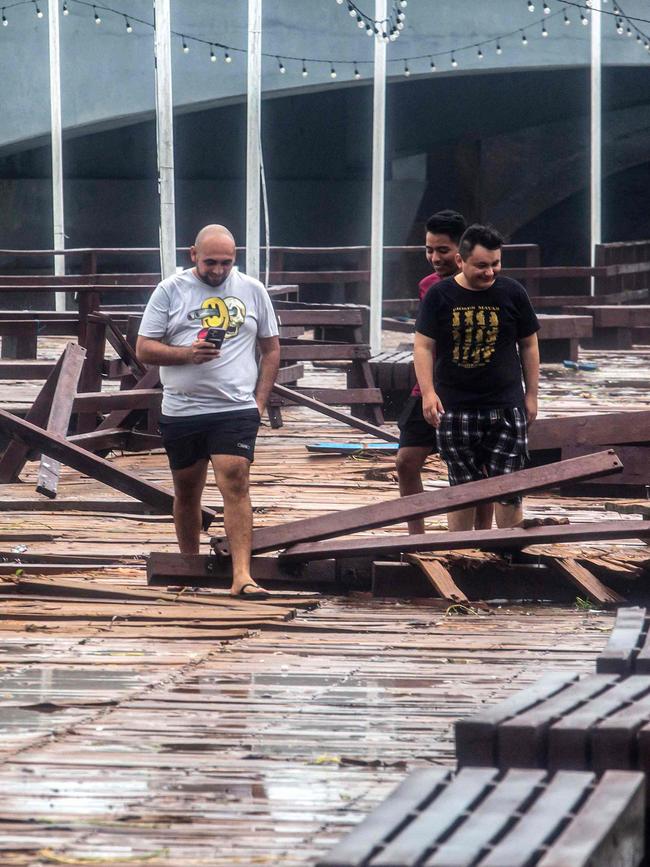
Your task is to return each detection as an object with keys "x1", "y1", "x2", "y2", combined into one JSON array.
[
  {"x1": 548, "y1": 676, "x2": 650, "y2": 771},
  {"x1": 597, "y1": 607, "x2": 647, "y2": 674},
  {"x1": 498, "y1": 675, "x2": 618, "y2": 768},
  {"x1": 315, "y1": 767, "x2": 449, "y2": 867},
  {"x1": 372, "y1": 768, "x2": 498, "y2": 866},
  {"x1": 455, "y1": 672, "x2": 578, "y2": 767},
  {"x1": 591, "y1": 692, "x2": 650, "y2": 771},
  {"x1": 537, "y1": 771, "x2": 645, "y2": 867},
  {"x1": 481, "y1": 770, "x2": 594, "y2": 867},
  {"x1": 426, "y1": 769, "x2": 546, "y2": 866}
]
